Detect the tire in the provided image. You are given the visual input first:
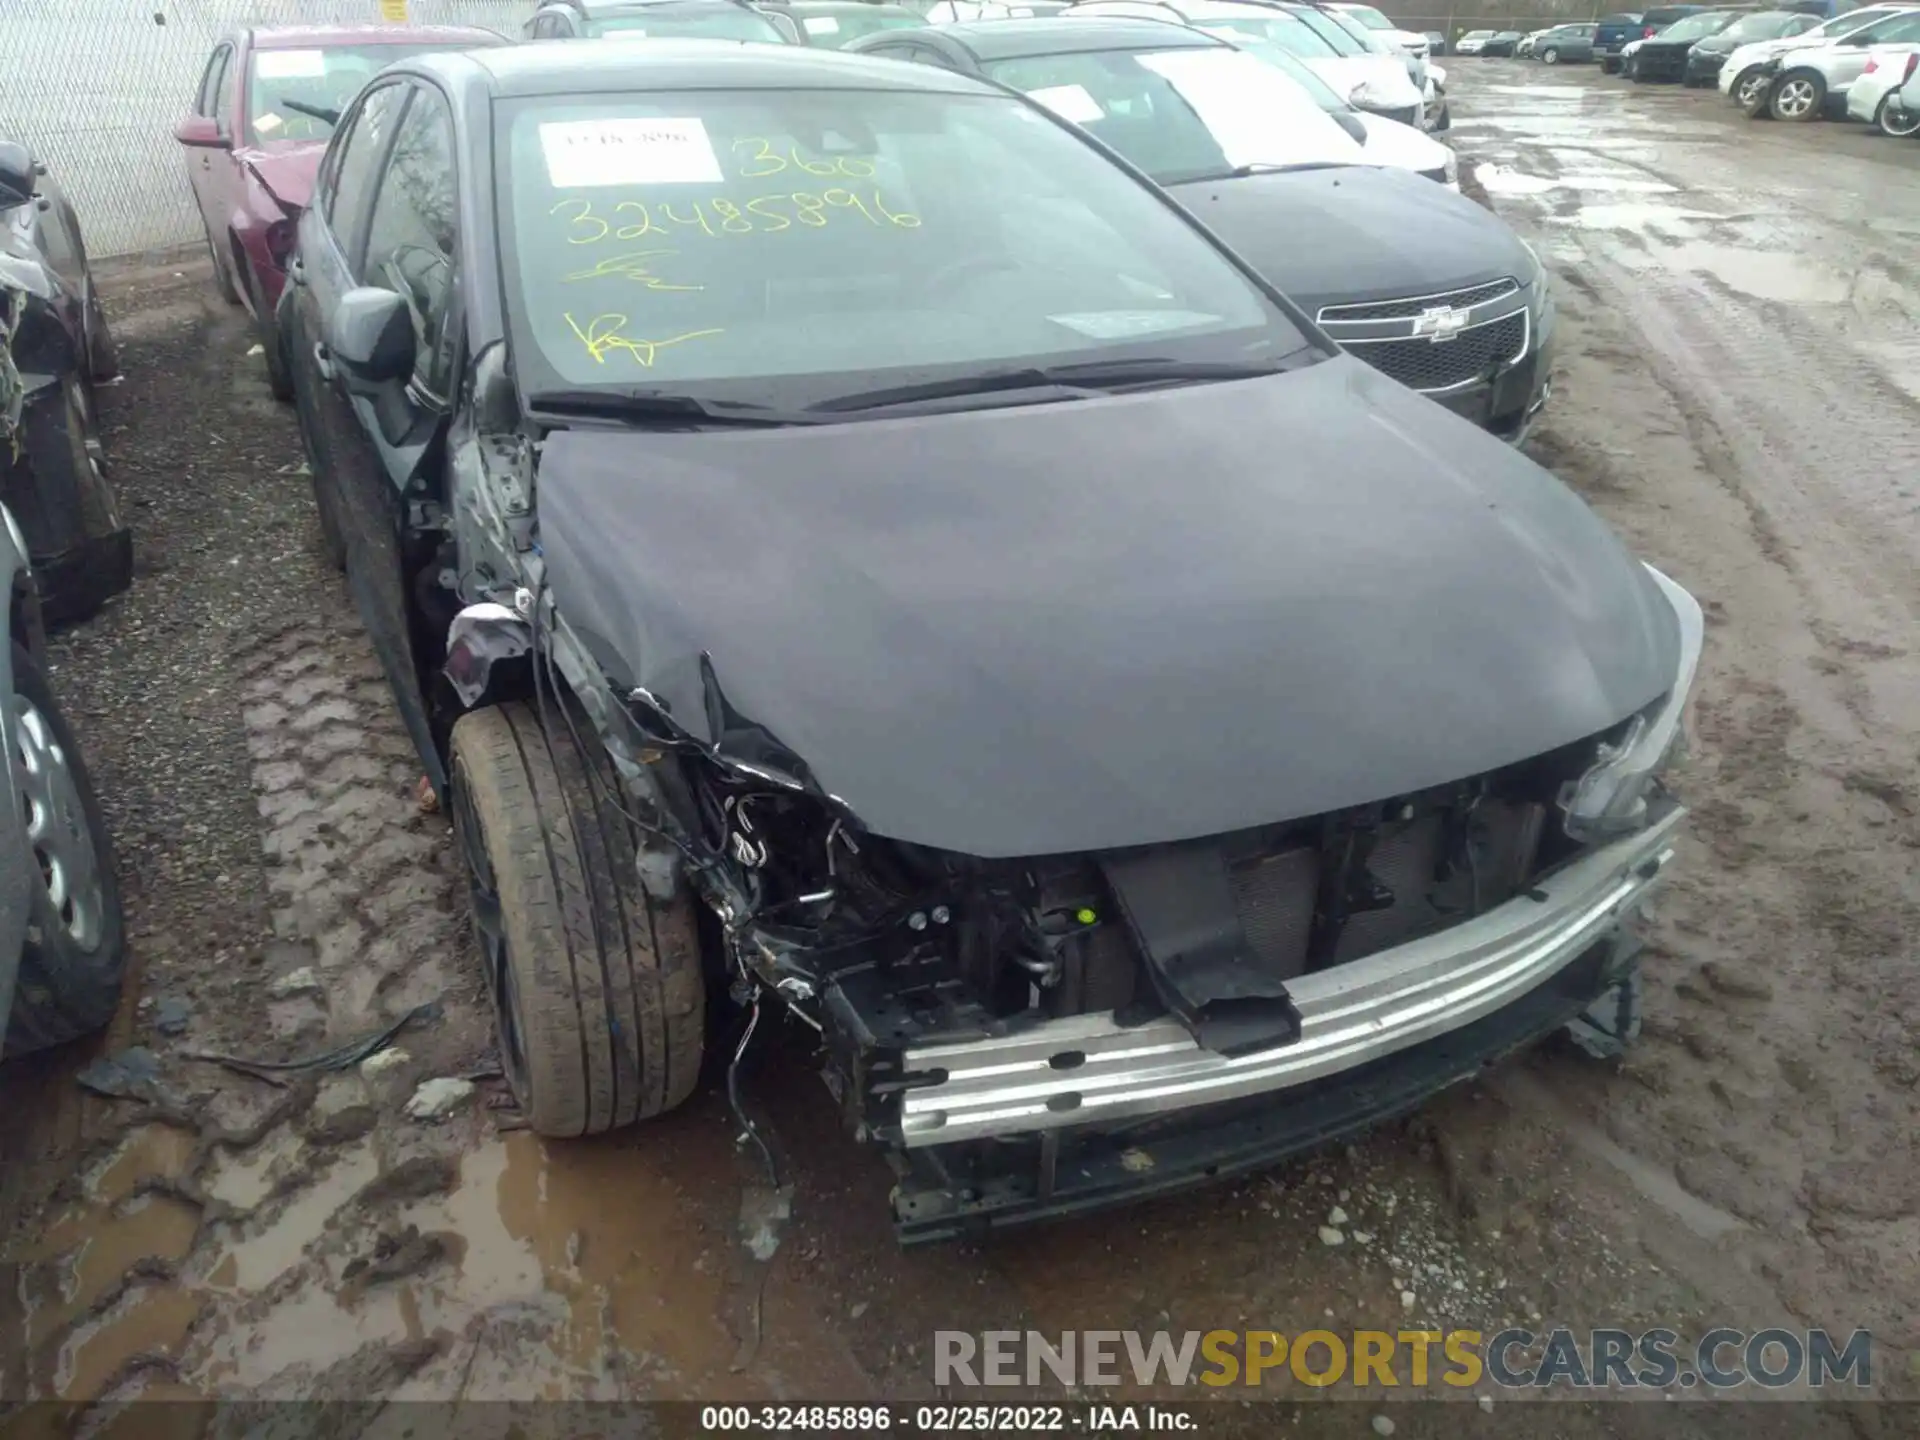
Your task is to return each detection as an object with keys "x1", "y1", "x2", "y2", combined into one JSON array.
[
  {"x1": 206, "y1": 226, "x2": 240, "y2": 306},
  {"x1": 8, "y1": 378, "x2": 133, "y2": 628},
  {"x1": 449, "y1": 700, "x2": 706, "y2": 1136},
  {"x1": 1602, "y1": 56, "x2": 1619, "y2": 73},
  {"x1": 1769, "y1": 70, "x2": 1825, "y2": 122},
  {"x1": 1731, "y1": 66, "x2": 1768, "y2": 110},
  {"x1": 2, "y1": 641, "x2": 127, "y2": 1058},
  {"x1": 1879, "y1": 96, "x2": 1920, "y2": 138},
  {"x1": 1542, "y1": 47, "x2": 1559, "y2": 64}
]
